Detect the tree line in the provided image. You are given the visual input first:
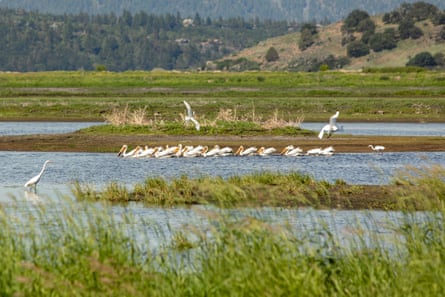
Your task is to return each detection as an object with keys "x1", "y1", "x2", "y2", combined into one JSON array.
[{"x1": 0, "y1": 8, "x2": 294, "y2": 71}]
